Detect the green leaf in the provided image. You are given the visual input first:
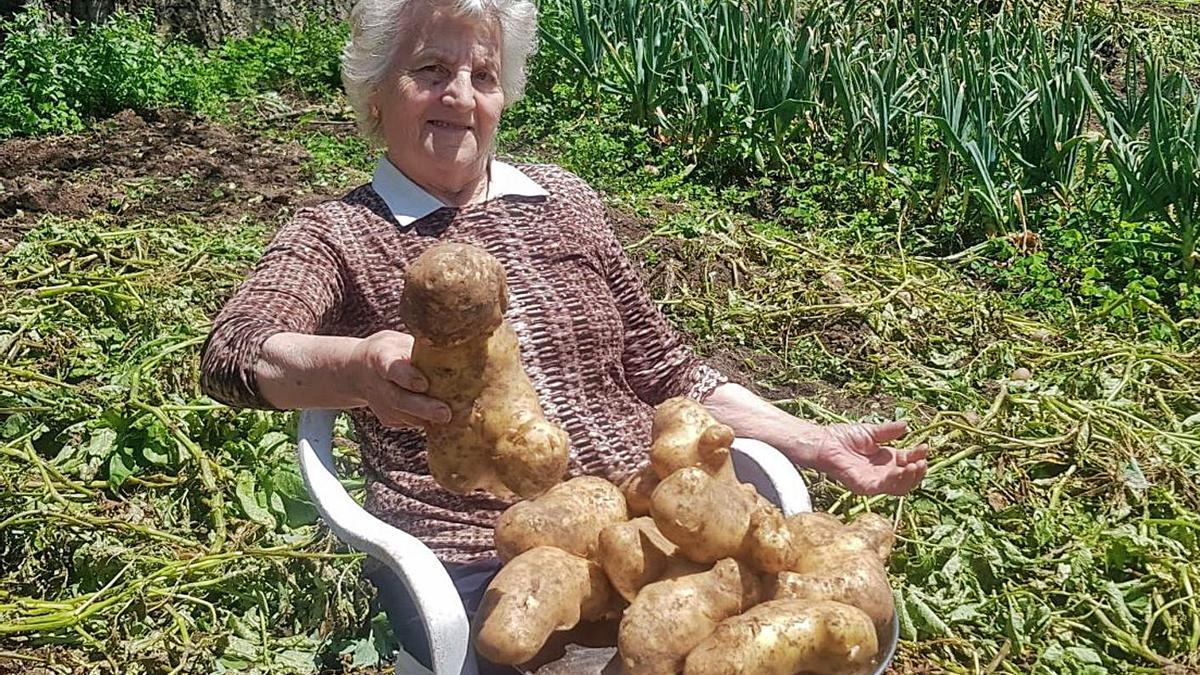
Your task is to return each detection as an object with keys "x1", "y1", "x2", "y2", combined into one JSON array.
[
  {"x1": 272, "y1": 649, "x2": 317, "y2": 674},
  {"x1": 1, "y1": 413, "x2": 29, "y2": 438},
  {"x1": 107, "y1": 446, "x2": 137, "y2": 489},
  {"x1": 257, "y1": 430, "x2": 291, "y2": 457},
  {"x1": 269, "y1": 466, "x2": 309, "y2": 502},
  {"x1": 87, "y1": 427, "x2": 118, "y2": 458},
  {"x1": 140, "y1": 420, "x2": 173, "y2": 466},
  {"x1": 236, "y1": 471, "x2": 276, "y2": 528},
  {"x1": 219, "y1": 635, "x2": 260, "y2": 669},
  {"x1": 231, "y1": 607, "x2": 261, "y2": 641},
  {"x1": 1042, "y1": 643, "x2": 1065, "y2": 665},
  {"x1": 344, "y1": 637, "x2": 380, "y2": 669},
  {"x1": 893, "y1": 587, "x2": 916, "y2": 640},
  {"x1": 947, "y1": 603, "x2": 982, "y2": 624},
  {"x1": 908, "y1": 589, "x2": 950, "y2": 638},
  {"x1": 1065, "y1": 646, "x2": 1103, "y2": 664},
  {"x1": 268, "y1": 467, "x2": 317, "y2": 528}
]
